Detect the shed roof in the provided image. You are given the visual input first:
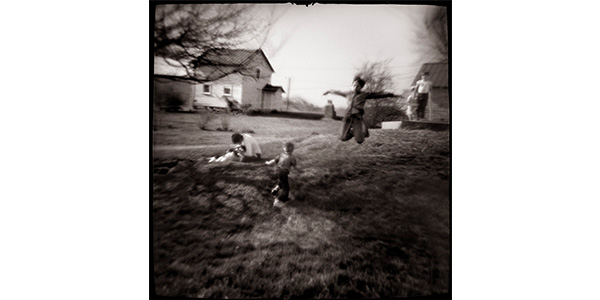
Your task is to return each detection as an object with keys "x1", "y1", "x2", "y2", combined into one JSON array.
[
  {"x1": 263, "y1": 84, "x2": 285, "y2": 93},
  {"x1": 411, "y1": 62, "x2": 448, "y2": 88}
]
